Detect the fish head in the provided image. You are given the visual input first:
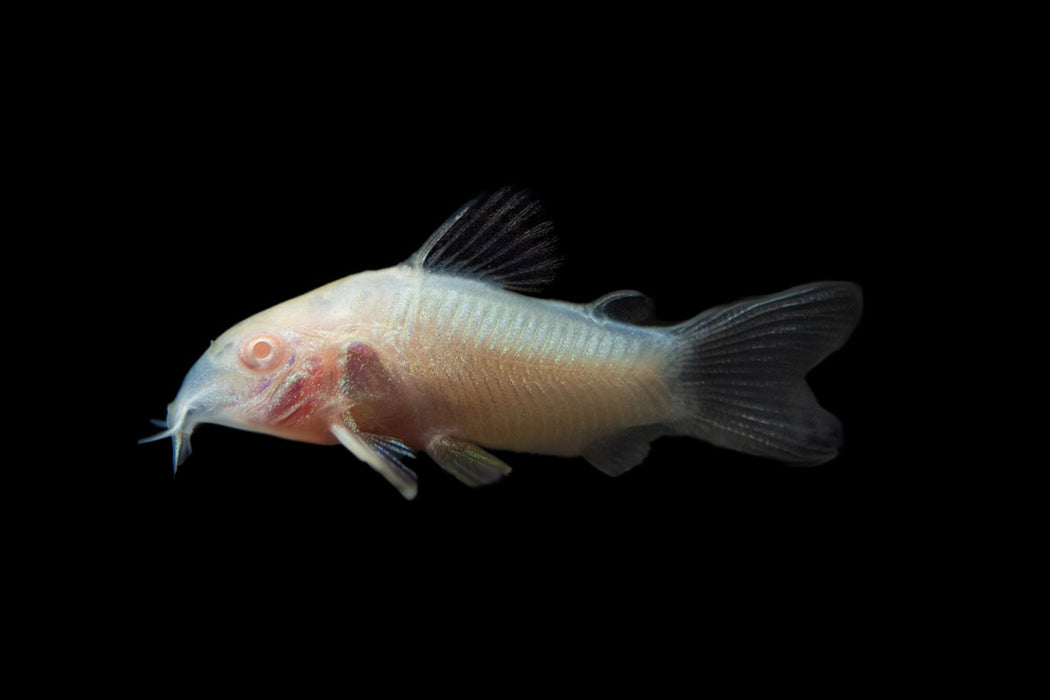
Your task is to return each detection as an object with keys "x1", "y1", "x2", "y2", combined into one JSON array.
[{"x1": 141, "y1": 317, "x2": 336, "y2": 471}]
